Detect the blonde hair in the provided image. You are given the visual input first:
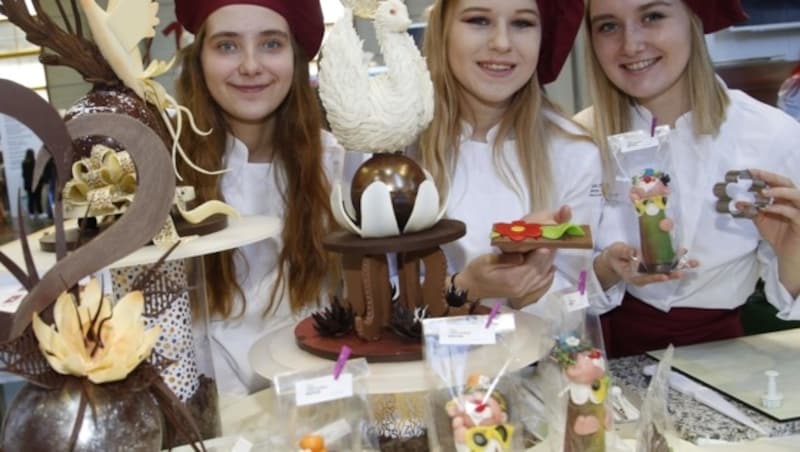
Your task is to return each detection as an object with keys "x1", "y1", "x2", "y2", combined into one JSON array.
[
  {"x1": 418, "y1": 0, "x2": 587, "y2": 212},
  {"x1": 176, "y1": 26, "x2": 336, "y2": 317},
  {"x1": 584, "y1": 1, "x2": 729, "y2": 187}
]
